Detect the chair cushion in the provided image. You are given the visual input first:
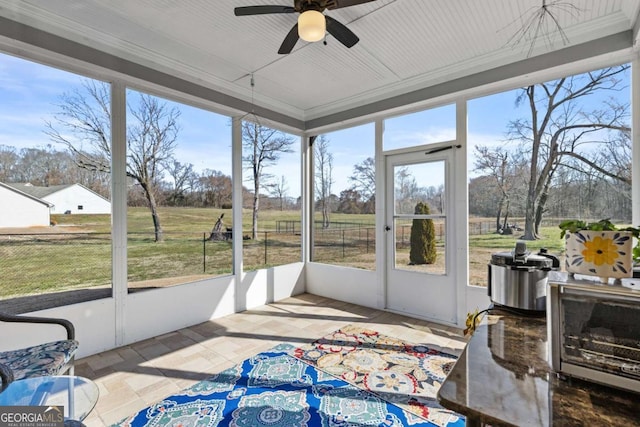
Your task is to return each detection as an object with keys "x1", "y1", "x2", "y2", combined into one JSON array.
[{"x1": 0, "y1": 340, "x2": 78, "y2": 380}]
